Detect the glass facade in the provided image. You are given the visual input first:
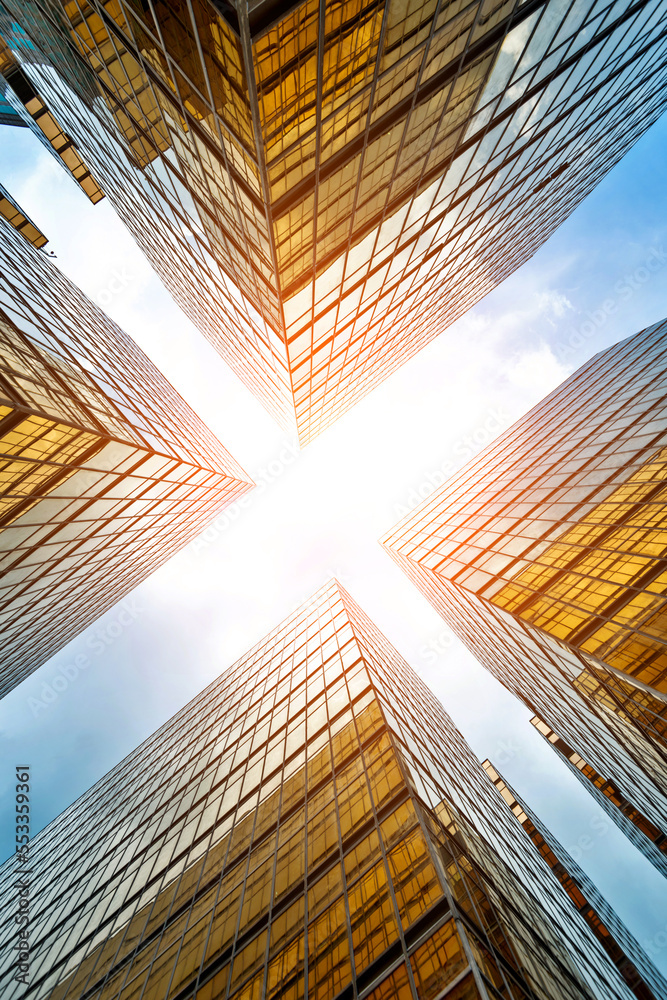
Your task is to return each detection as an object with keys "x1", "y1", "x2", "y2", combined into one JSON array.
[
  {"x1": 529, "y1": 716, "x2": 667, "y2": 879},
  {"x1": 0, "y1": 38, "x2": 25, "y2": 125},
  {"x1": 0, "y1": 34, "x2": 105, "y2": 203},
  {"x1": 382, "y1": 318, "x2": 667, "y2": 872},
  {"x1": 2, "y1": 0, "x2": 667, "y2": 442},
  {"x1": 0, "y1": 581, "x2": 646, "y2": 1000},
  {"x1": 0, "y1": 204, "x2": 252, "y2": 696},
  {"x1": 482, "y1": 760, "x2": 667, "y2": 1000},
  {"x1": 0, "y1": 181, "x2": 48, "y2": 248}
]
